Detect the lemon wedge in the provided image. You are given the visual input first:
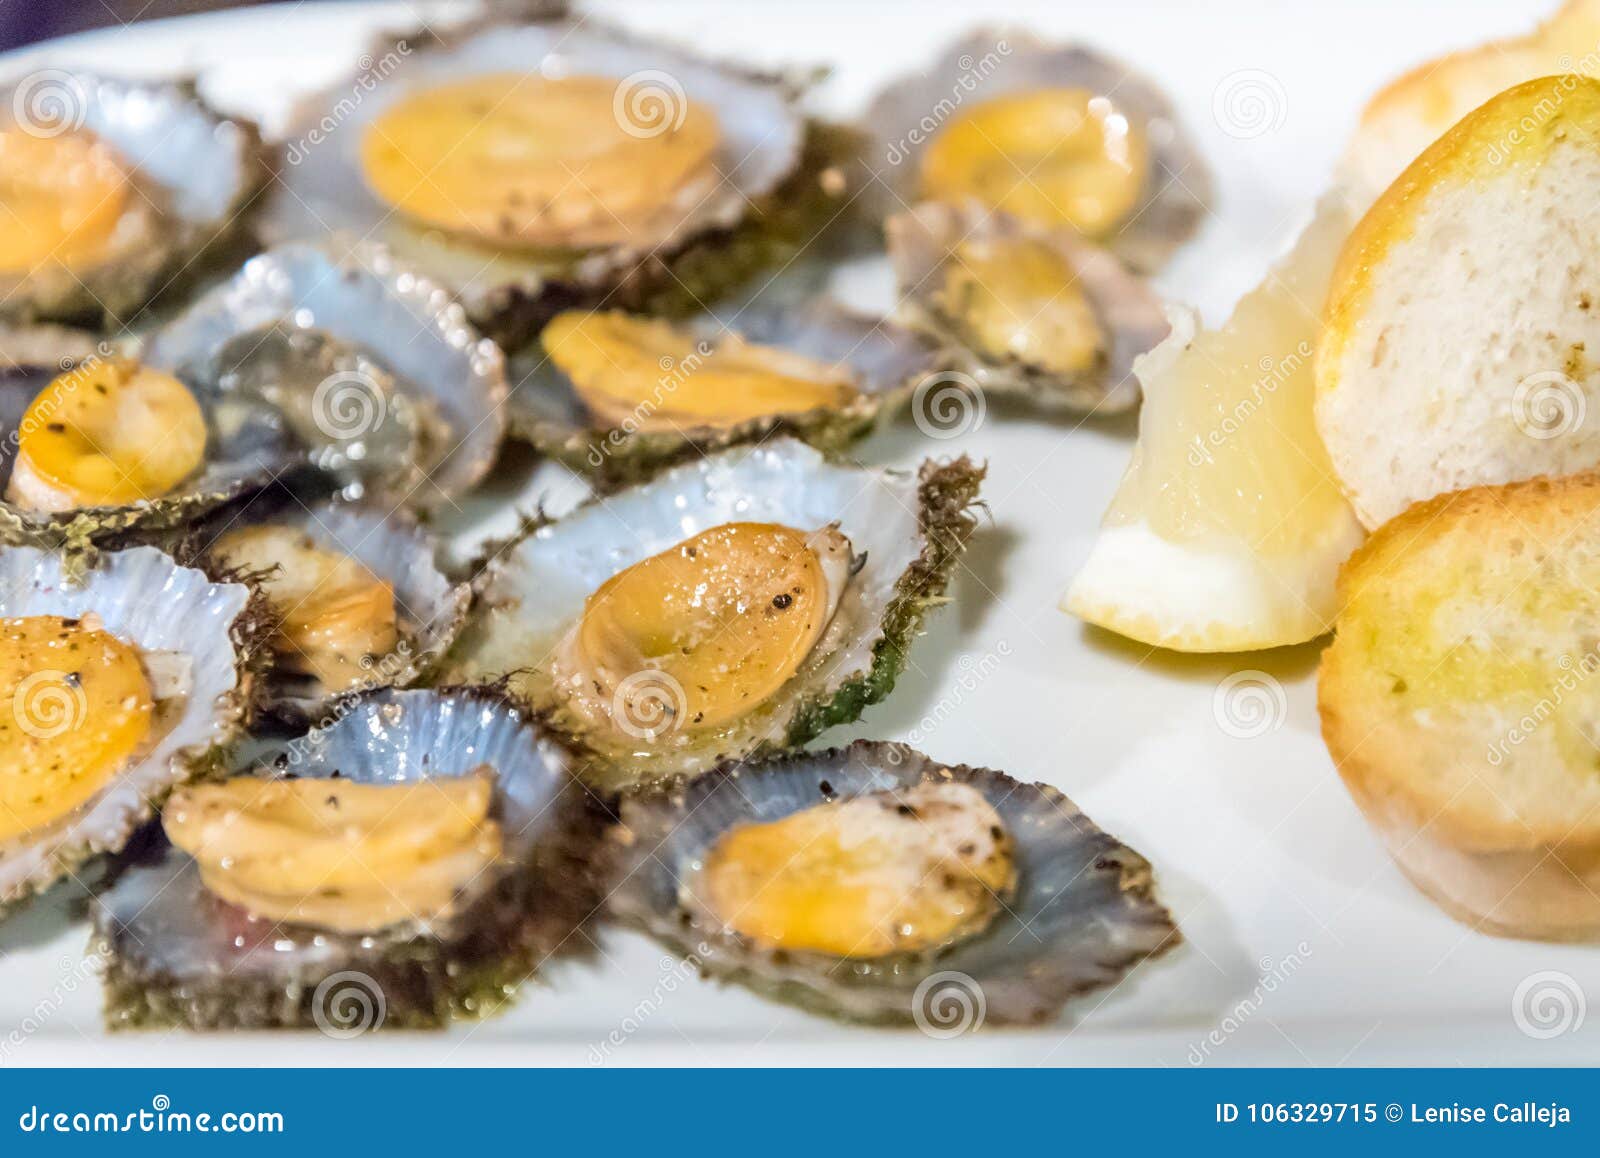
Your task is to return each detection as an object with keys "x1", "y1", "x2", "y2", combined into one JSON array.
[
  {"x1": 1063, "y1": 196, "x2": 1366, "y2": 651},
  {"x1": 1068, "y1": 1, "x2": 1600, "y2": 654}
]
